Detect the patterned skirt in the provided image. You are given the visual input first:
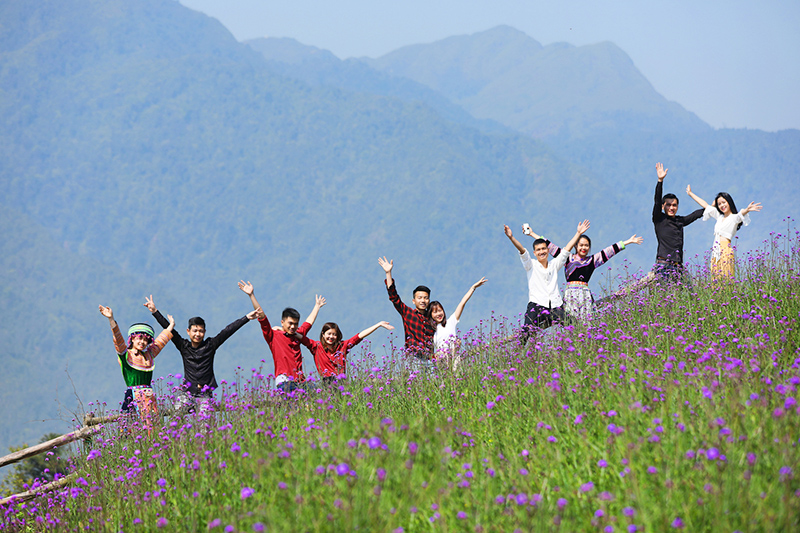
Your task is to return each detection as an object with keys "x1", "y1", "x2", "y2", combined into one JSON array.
[
  {"x1": 564, "y1": 282, "x2": 594, "y2": 323},
  {"x1": 121, "y1": 384, "x2": 158, "y2": 427}
]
